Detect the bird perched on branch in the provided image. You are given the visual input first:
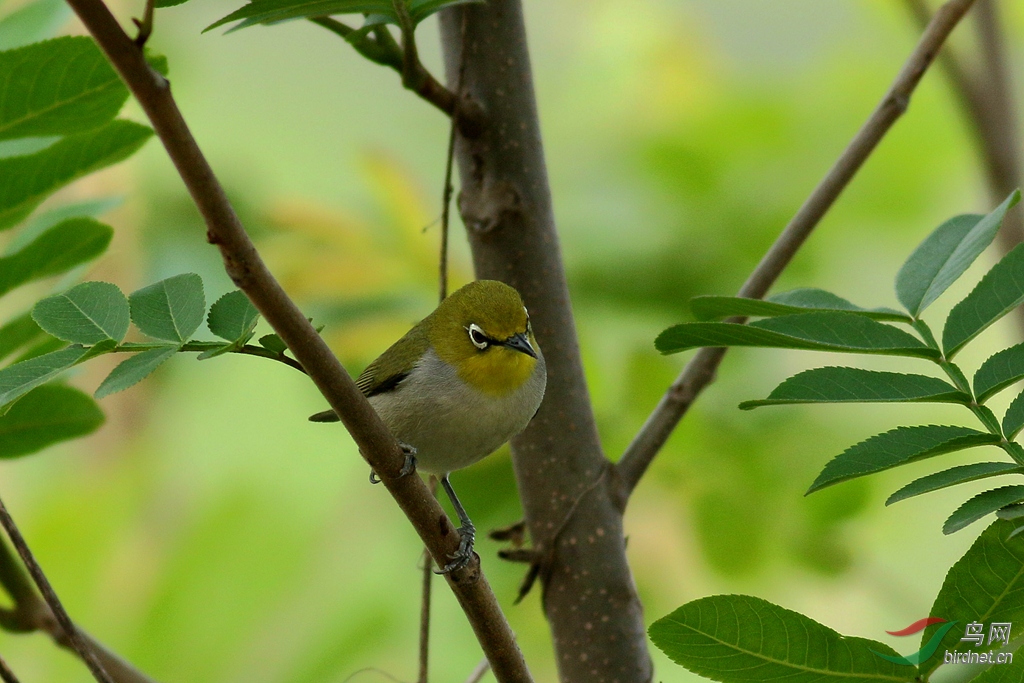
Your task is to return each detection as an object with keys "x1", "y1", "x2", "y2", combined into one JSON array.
[{"x1": 311, "y1": 280, "x2": 546, "y2": 572}]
